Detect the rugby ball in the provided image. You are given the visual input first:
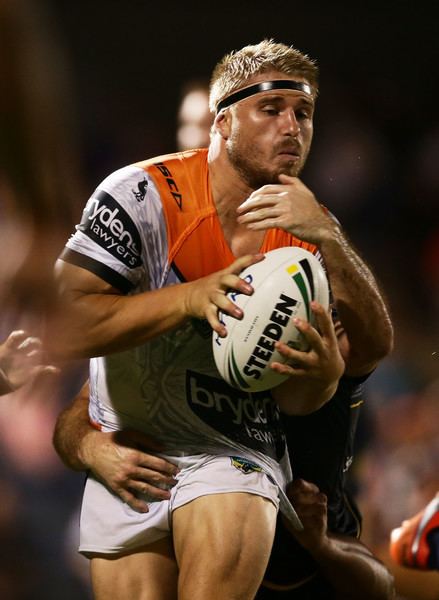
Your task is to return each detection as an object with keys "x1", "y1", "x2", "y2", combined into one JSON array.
[{"x1": 212, "y1": 246, "x2": 329, "y2": 392}]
